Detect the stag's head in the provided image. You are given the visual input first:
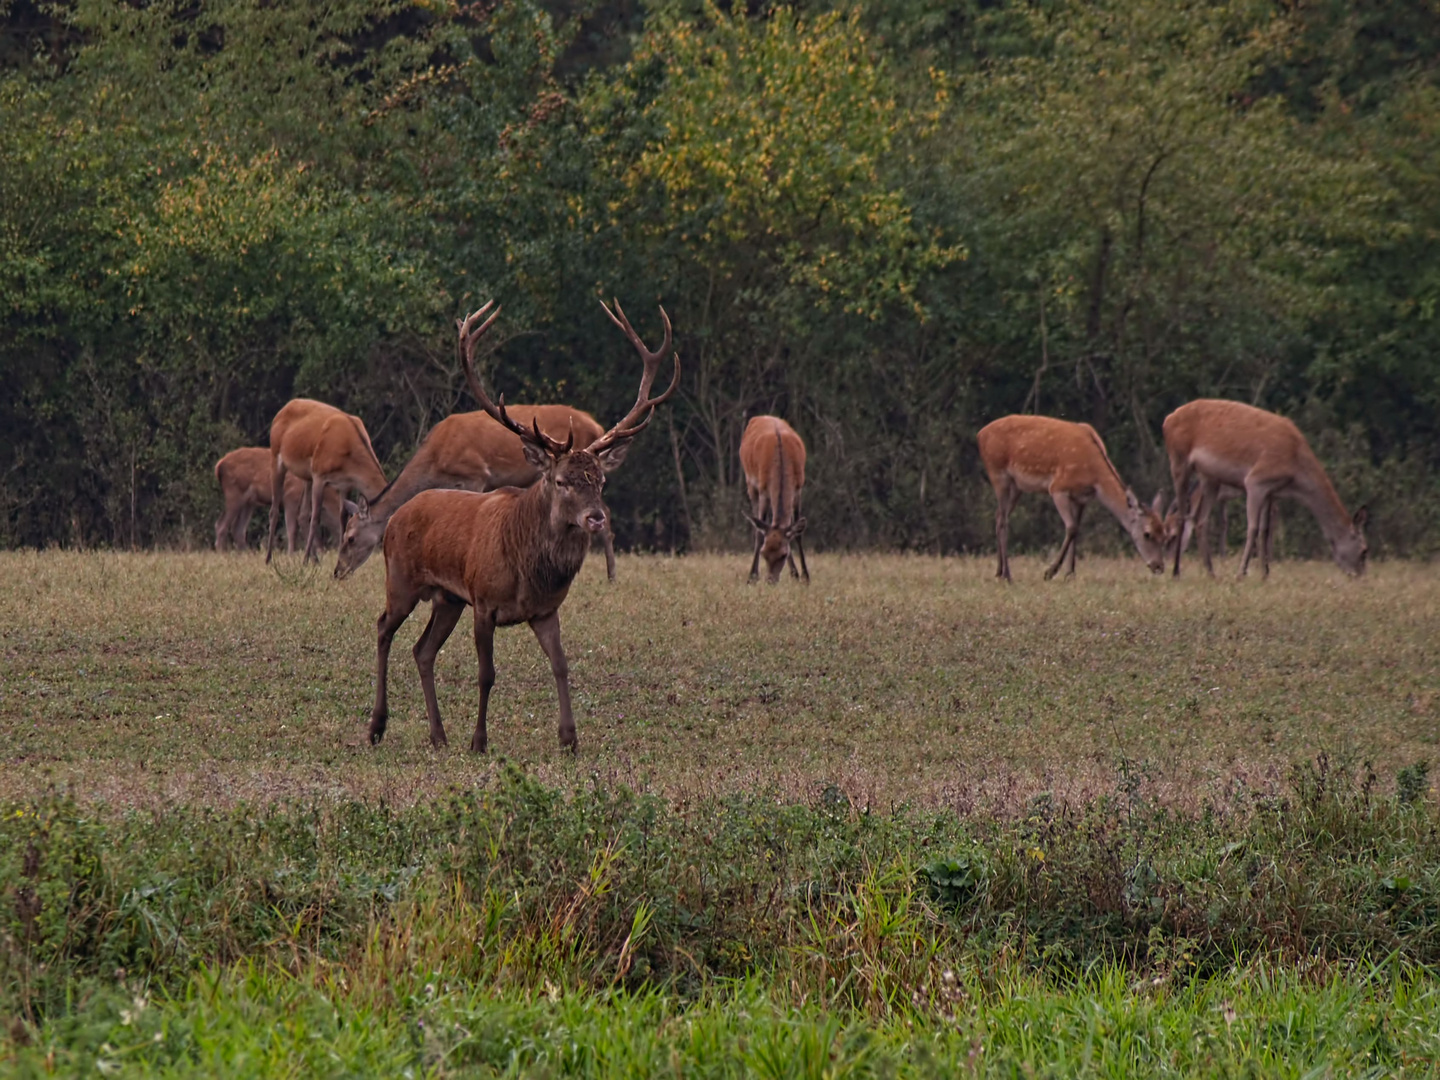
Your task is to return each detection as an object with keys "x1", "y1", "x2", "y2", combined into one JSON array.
[
  {"x1": 1334, "y1": 506, "x2": 1369, "y2": 576},
  {"x1": 747, "y1": 513, "x2": 806, "y2": 584},
  {"x1": 334, "y1": 496, "x2": 386, "y2": 579},
  {"x1": 1124, "y1": 489, "x2": 1167, "y2": 573},
  {"x1": 455, "y1": 298, "x2": 678, "y2": 544}
]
